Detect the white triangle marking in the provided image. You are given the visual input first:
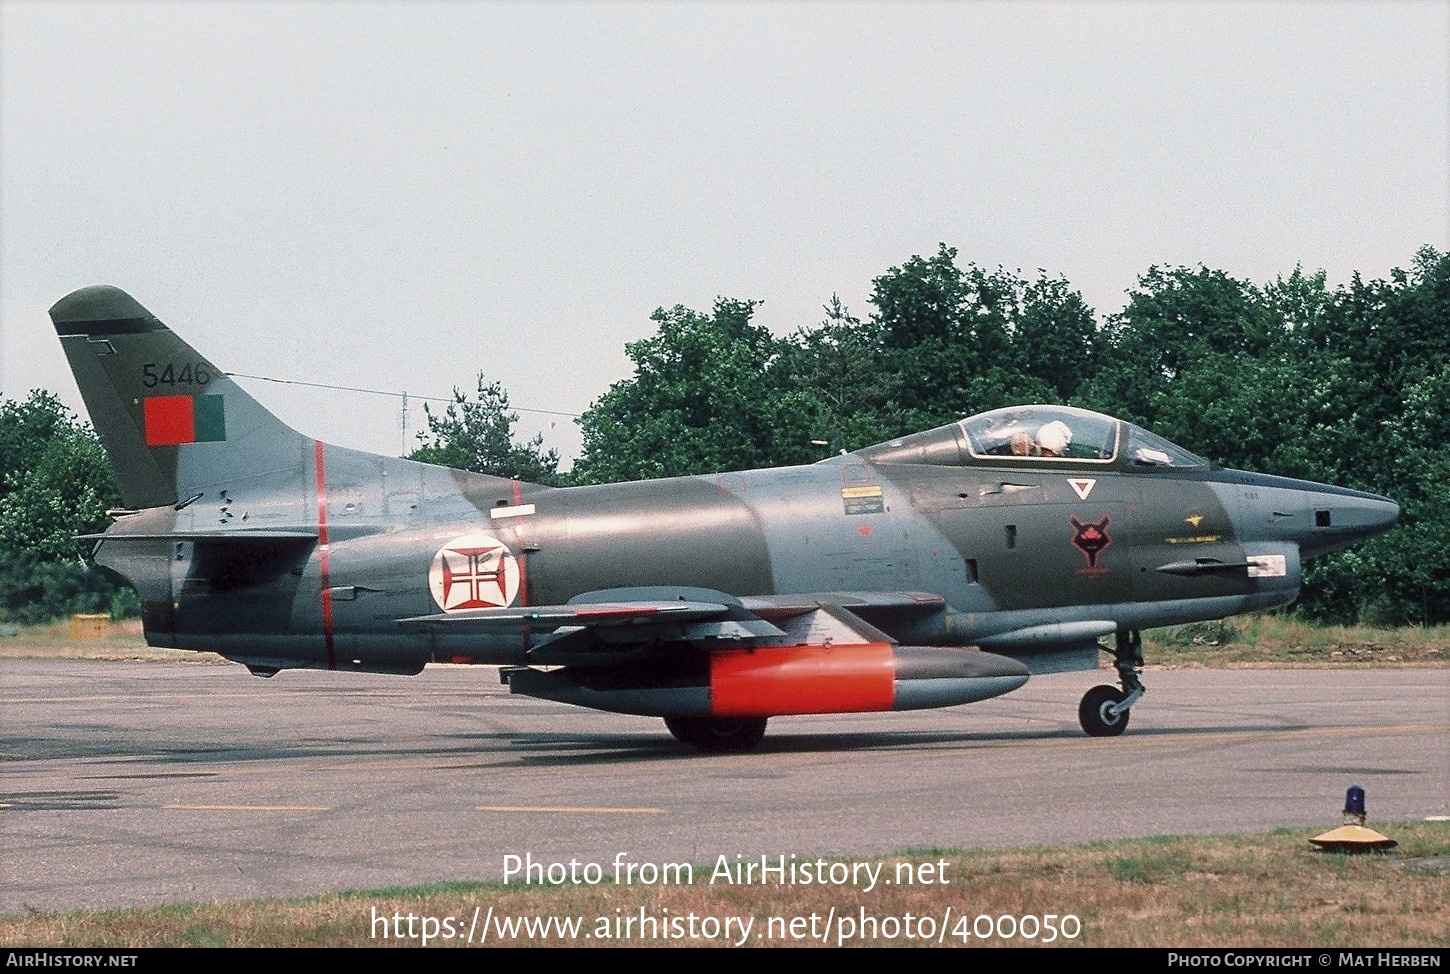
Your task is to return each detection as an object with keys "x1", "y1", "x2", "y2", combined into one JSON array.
[{"x1": 1069, "y1": 478, "x2": 1096, "y2": 500}]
